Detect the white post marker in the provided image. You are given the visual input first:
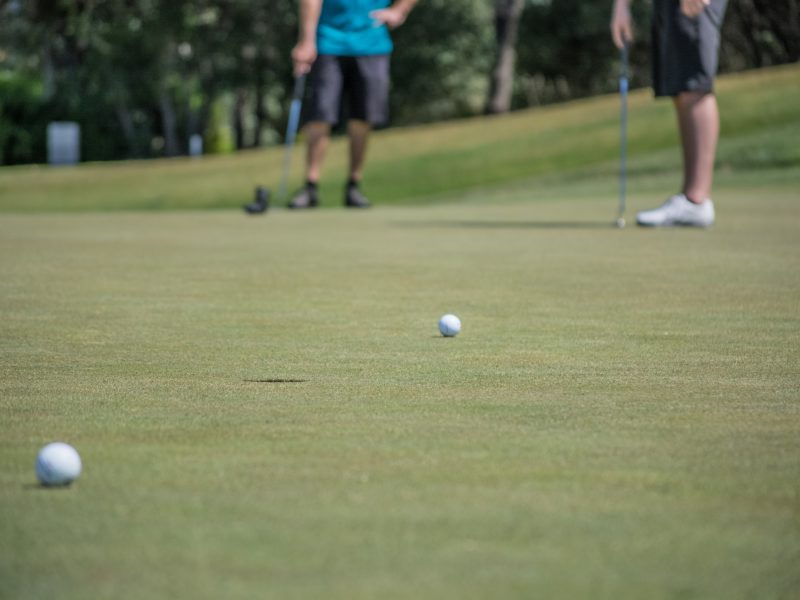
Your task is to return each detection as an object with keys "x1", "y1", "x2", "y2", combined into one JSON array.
[
  {"x1": 189, "y1": 134, "x2": 203, "y2": 157},
  {"x1": 47, "y1": 122, "x2": 81, "y2": 166}
]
